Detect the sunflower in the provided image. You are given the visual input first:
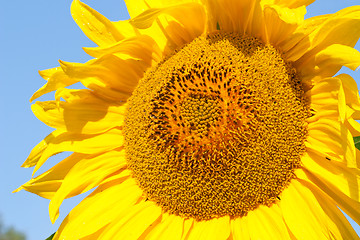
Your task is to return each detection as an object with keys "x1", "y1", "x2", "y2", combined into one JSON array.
[{"x1": 16, "y1": 0, "x2": 360, "y2": 239}]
